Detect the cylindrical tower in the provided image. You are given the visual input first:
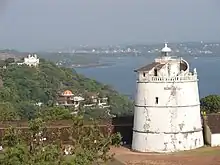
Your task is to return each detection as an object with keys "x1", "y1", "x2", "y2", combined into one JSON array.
[{"x1": 132, "y1": 43, "x2": 204, "y2": 152}]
